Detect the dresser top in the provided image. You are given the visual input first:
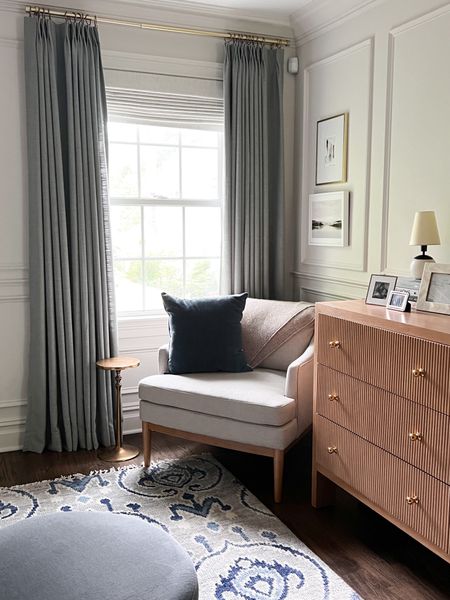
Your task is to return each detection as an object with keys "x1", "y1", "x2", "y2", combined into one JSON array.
[{"x1": 316, "y1": 299, "x2": 450, "y2": 345}]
